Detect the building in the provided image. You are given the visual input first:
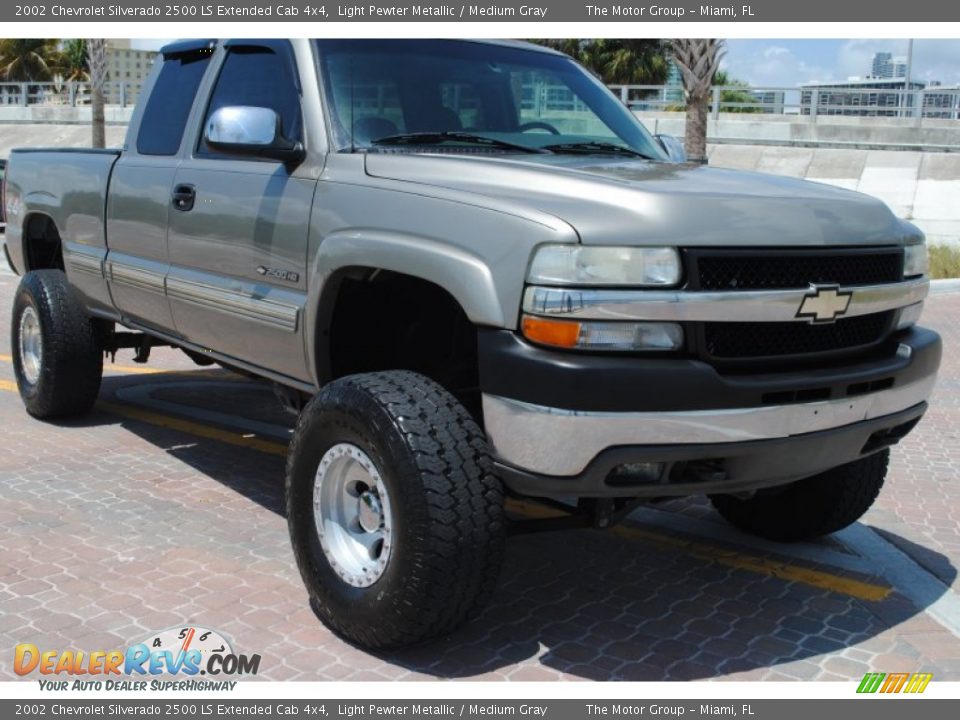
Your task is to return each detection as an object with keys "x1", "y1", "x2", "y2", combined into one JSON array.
[
  {"x1": 923, "y1": 84, "x2": 960, "y2": 120},
  {"x1": 662, "y1": 60, "x2": 685, "y2": 105},
  {"x1": 750, "y1": 90, "x2": 786, "y2": 114},
  {"x1": 871, "y1": 52, "x2": 908, "y2": 80},
  {"x1": 104, "y1": 40, "x2": 157, "y2": 106},
  {"x1": 800, "y1": 78, "x2": 925, "y2": 117}
]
